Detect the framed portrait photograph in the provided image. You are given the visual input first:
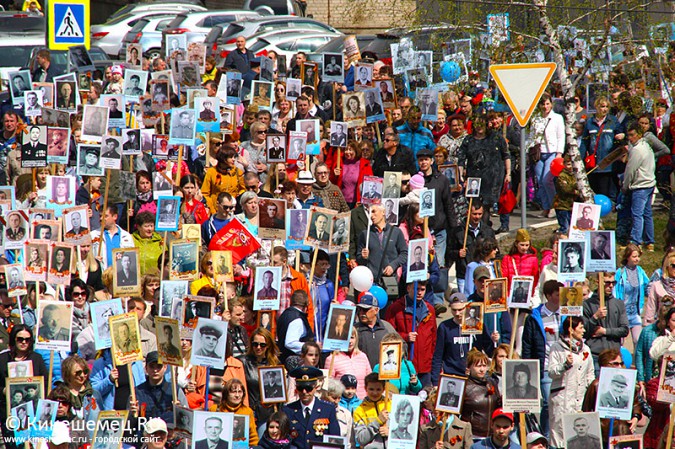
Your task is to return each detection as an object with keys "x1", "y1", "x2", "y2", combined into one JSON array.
[
  {"x1": 212, "y1": 251, "x2": 233, "y2": 284},
  {"x1": 382, "y1": 198, "x2": 399, "y2": 226},
  {"x1": 562, "y1": 411, "x2": 602, "y2": 449},
  {"x1": 47, "y1": 243, "x2": 73, "y2": 285},
  {"x1": 10, "y1": 399, "x2": 33, "y2": 436},
  {"x1": 4, "y1": 210, "x2": 28, "y2": 249},
  {"x1": 407, "y1": 68, "x2": 428, "y2": 91},
  {"x1": 77, "y1": 144, "x2": 104, "y2": 177},
  {"x1": 0, "y1": 186, "x2": 15, "y2": 209},
  {"x1": 419, "y1": 188, "x2": 435, "y2": 218},
  {"x1": 304, "y1": 207, "x2": 335, "y2": 249},
  {"x1": 466, "y1": 177, "x2": 482, "y2": 198},
  {"x1": 287, "y1": 208, "x2": 309, "y2": 250},
  {"x1": 361, "y1": 176, "x2": 383, "y2": 205},
  {"x1": 329, "y1": 212, "x2": 350, "y2": 253},
  {"x1": 177, "y1": 61, "x2": 200, "y2": 87},
  {"x1": 257, "y1": 311, "x2": 275, "y2": 334},
  {"x1": 110, "y1": 312, "x2": 144, "y2": 366},
  {"x1": 266, "y1": 134, "x2": 286, "y2": 163},
  {"x1": 377, "y1": 78, "x2": 397, "y2": 109},
  {"x1": 301, "y1": 61, "x2": 318, "y2": 87},
  {"x1": 558, "y1": 239, "x2": 587, "y2": 283},
  {"x1": 461, "y1": 302, "x2": 483, "y2": 335},
  {"x1": 46, "y1": 127, "x2": 70, "y2": 164},
  {"x1": 159, "y1": 280, "x2": 189, "y2": 318},
  {"x1": 379, "y1": 341, "x2": 403, "y2": 380},
  {"x1": 258, "y1": 366, "x2": 287, "y2": 404},
  {"x1": 122, "y1": 128, "x2": 141, "y2": 156},
  {"x1": 90, "y1": 298, "x2": 124, "y2": 350},
  {"x1": 285, "y1": 77, "x2": 301, "y2": 101},
  {"x1": 6, "y1": 264, "x2": 27, "y2": 298},
  {"x1": 570, "y1": 202, "x2": 601, "y2": 237},
  {"x1": 253, "y1": 266, "x2": 282, "y2": 311},
  {"x1": 100, "y1": 136, "x2": 123, "y2": 170},
  {"x1": 418, "y1": 88, "x2": 439, "y2": 122},
  {"x1": 24, "y1": 90, "x2": 43, "y2": 117},
  {"x1": 155, "y1": 317, "x2": 182, "y2": 366},
  {"x1": 560, "y1": 285, "x2": 584, "y2": 316},
  {"x1": 93, "y1": 410, "x2": 128, "y2": 449},
  {"x1": 123, "y1": 69, "x2": 148, "y2": 98},
  {"x1": 191, "y1": 411, "x2": 233, "y2": 449},
  {"x1": 21, "y1": 125, "x2": 48, "y2": 168},
  {"x1": 46, "y1": 175, "x2": 76, "y2": 208},
  {"x1": 187, "y1": 88, "x2": 207, "y2": 108},
  {"x1": 586, "y1": 230, "x2": 616, "y2": 273},
  {"x1": 343, "y1": 91, "x2": 366, "y2": 127},
  {"x1": 33, "y1": 82, "x2": 54, "y2": 108},
  {"x1": 609, "y1": 435, "x2": 642, "y2": 449},
  {"x1": 40, "y1": 107, "x2": 70, "y2": 128},
  {"x1": 322, "y1": 53, "x2": 344, "y2": 82},
  {"x1": 34, "y1": 399, "x2": 58, "y2": 433},
  {"x1": 287, "y1": 131, "x2": 307, "y2": 160},
  {"x1": 354, "y1": 63, "x2": 373, "y2": 91},
  {"x1": 259, "y1": 55, "x2": 274, "y2": 82},
  {"x1": 183, "y1": 223, "x2": 202, "y2": 245},
  {"x1": 406, "y1": 238, "x2": 428, "y2": 283},
  {"x1": 35, "y1": 300, "x2": 73, "y2": 351},
  {"x1": 508, "y1": 276, "x2": 534, "y2": 309},
  {"x1": 484, "y1": 278, "x2": 508, "y2": 313},
  {"x1": 657, "y1": 352, "x2": 675, "y2": 403},
  {"x1": 502, "y1": 359, "x2": 541, "y2": 413},
  {"x1": 251, "y1": 80, "x2": 273, "y2": 109},
  {"x1": 101, "y1": 94, "x2": 125, "y2": 124},
  {"x1": 224, "y1": 71, "x2": 242, "y2": 104},
  {"x1": 435, "y1": 375, "x2": 467, "y2": 415},
  {"x1": 382, "y1": 172, "x2": 401, "y2": 199},
  {"x1": 170, "y1": 108, "x2": 197, "y2": 144},
  {"x1": 329, "y1": 121, "x2": 348, "y2": 148},
  {"x1": 156, "y1": 196, "x2": 181, "y2": 232},
  {"x1": 440, "y1": 164, "x2": 461, "y2": 192},
  {"x1": 126, "y1": 43, "x2": 142, "y2": 67},
  {"x1": 323, "y1": 304, "x2": 356, "y2": 351},
  {"x1": 170, "y1": 240, "x2": 199, "y2": 281},
  {"x1": 151, "y1": 79, "x2": 170, "y2": 111},
  {"x1": 364, "y1": 88, "x2": 385, "y2": 124},
  {"x1": 152, "y1": 134, "x2": 170, "y2": 159},
  {"x1": 221, "y1": 108, "x2": 234, "y2": 134},
  {"x1": 191, "y1": 318, "x2": 228, "y2": 369},
  {"x1": 296, "y1": 119, "x2": 320, "y2": 155},
  {"x1": 388, "y1": 393, "x2": 420, "y2": 442},
  {"x1": 6, "y1": 376, "x2": 44, "y2": 417},
  {"x1": 112, "y1": 248, "x2": 141, "y2": 297},
  {"x1": 8, "y1": 361, "x2": 33, "y2": 379},
  {"x1": 183, "y1": 295, "x2": 215, "y2": 333},
  {"x1": 173, "y1": 405, "x2": 194, "y2": 437},
  {"x1": 63, "y1": 205, "x2": 91, "y2": 245},
  {"x1": 595, "y1": 367, "x2": 637, "y2": 420},
  {"x1": 259, "y1": 198, "x2": 286, "y2": 240},
  {"x1": 9, "y1": 70, "x2": 31, "y2": 105},
  {"x1": 196, "y1": 97, "x2": 220, "y2": 133},
  {"x1": 81, "y1": 105, "x2": 109, "y2": 142}
]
